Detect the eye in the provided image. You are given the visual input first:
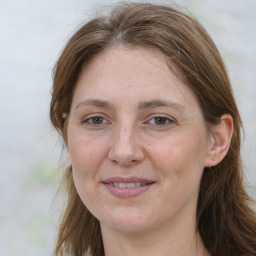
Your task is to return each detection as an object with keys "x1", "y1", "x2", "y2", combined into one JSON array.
[
  {"x1": 146, "y1": 115, "x2": 174, "y2": 126},
  {"x1": 82, "y1": 115, "x2": 110, "y2": 126}
]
